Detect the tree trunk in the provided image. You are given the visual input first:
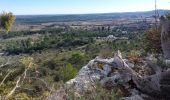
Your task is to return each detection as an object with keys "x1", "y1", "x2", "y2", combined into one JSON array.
[{"x1": 160, "y1": 16, "x2": 170, "y2": 59}]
